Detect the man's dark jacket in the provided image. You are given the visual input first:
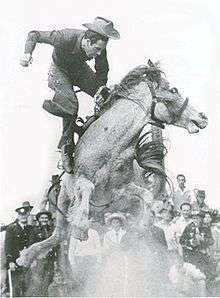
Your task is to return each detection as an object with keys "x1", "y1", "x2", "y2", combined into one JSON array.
[
  {"x1": 24, "y1": 29, "x2": 109, "y2": 85},
  {"x1": 4, "y1": 222, "x2": 32, "y2": 266},
  {"x1": 29, "y1": 224, "x2": 54, "y2": 245}
]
